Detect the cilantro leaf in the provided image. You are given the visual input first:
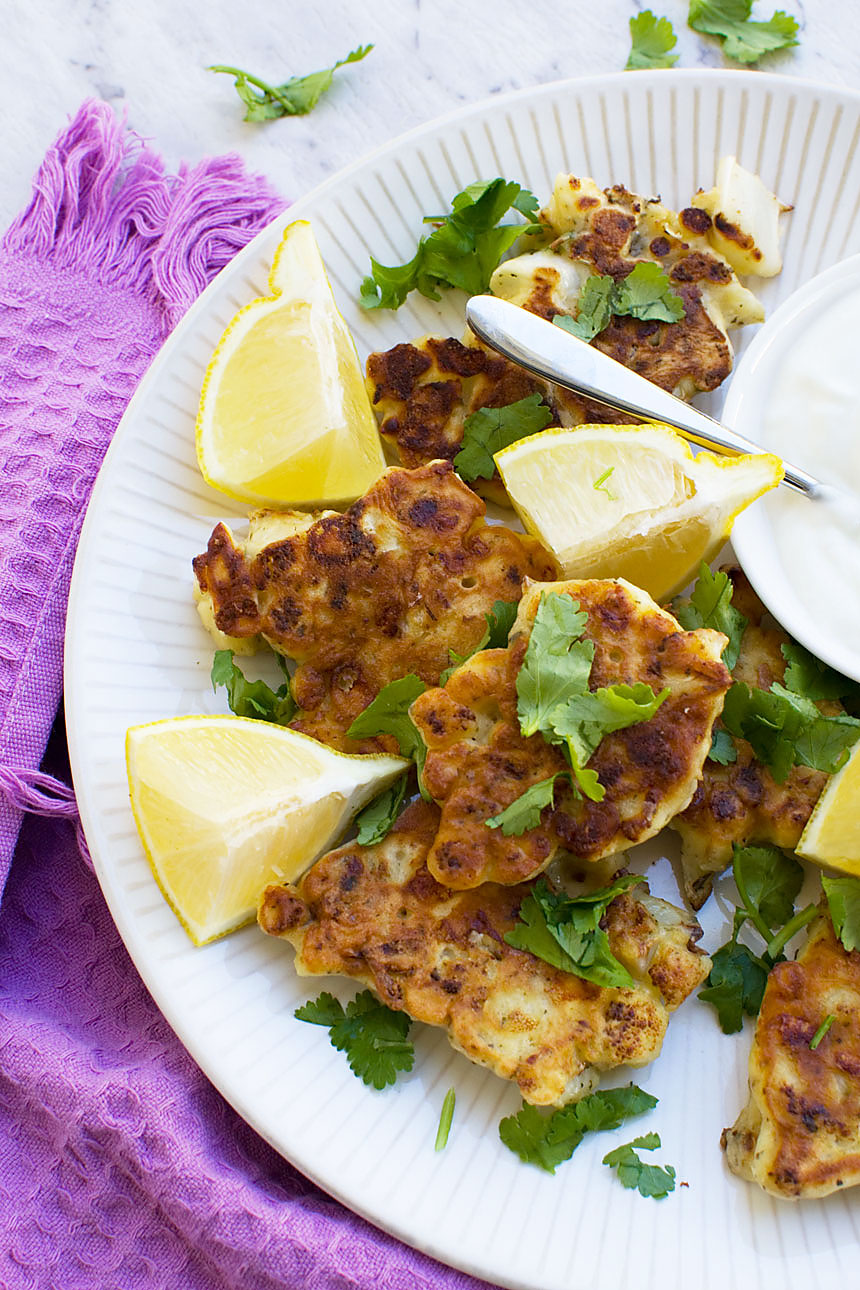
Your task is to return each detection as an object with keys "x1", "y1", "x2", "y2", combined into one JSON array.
[
  {"x1": 516, "y1": 593, "x2": 592, "y2": 737},
  {"x1": 360, "y1": 177, "x2": 540, "y2": 310},
  {"x1": 721, "y1": 682, "x2": 812, "y2": 782},
  {"x1": 708, "y1": 727, "x2": 738, "y2": 765},
  {"x1": 346, "y1": 675, "x2": 429, "y2": 797},
  {"x1": 688, "y1": 0, "x2": 798, "y2": 64},
  {"x1": 780, "y1": 642, "x2": 860, "y2": 705},
  {"x1": 734, "y1": 843, "x2": 804, "y2": 933},
  {"x1": 551, "y1": 683, "x2": 669, "y2": 800},
  {"x1": 603, "y1": 1134, "x2": 676, "y2": 1198},
  {"x1": 453, "y1": 394, "x2": 553, "y2": 483},
  {"x1": 355, "y1": 774, "x2": 409, "y2": 846},
  {"x1": 504, "y1": 875, "x2": 645, "y2": 988},
  {"x1": 295, "y1": 990, "x2": 413, "y2": 1090},
  {"x1": 499, "y1": 1084, "x2": 657, "y2": 1173},
  {"x1": 553, "y1": 275, "x2": 614, "y2": 342},
  {"x1": 698, "y1": 938, "x2": 769, "y2": 1033},
  {"x1": 211, "y1": 650, "x2": 296, "y2": 724},
  {"x1": 673, "y1": 563, "x2": 748, "y2": 671},
  {"x1": 210, "y1": 45, "x2": 373, "y2": 121},
  {"x1": 822, "y1": 876, "x2": 860, "y2": 954},
  {"x1": 440, "y1": 599, "x2": 519, "y2": 682},
  {"x1": 627, "y1": 10, "x2": 679, "y2": 69},
  {"x1": 795, "y1": 713, "x2": 860, "y2": 775},
  {"x1": 611, "y1": 261, "x2": 686, "y2": 323},
  {"x1": 486, "y1": 774, "x2": 564, "y2": 835}
]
